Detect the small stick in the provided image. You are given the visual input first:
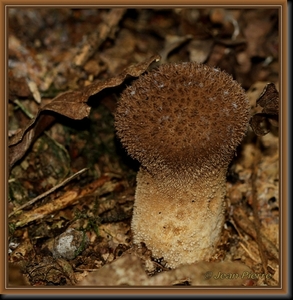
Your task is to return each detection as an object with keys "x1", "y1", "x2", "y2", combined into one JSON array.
[
  {"x1": 239, "y1": 241, "x2": 260, "y2": 263},
  {"x1": 9, "y1": 168, "x2": 88, "y2": 218},
  {"x1": 251, "y1": 138, "x2": 269, "y2": 275}
]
